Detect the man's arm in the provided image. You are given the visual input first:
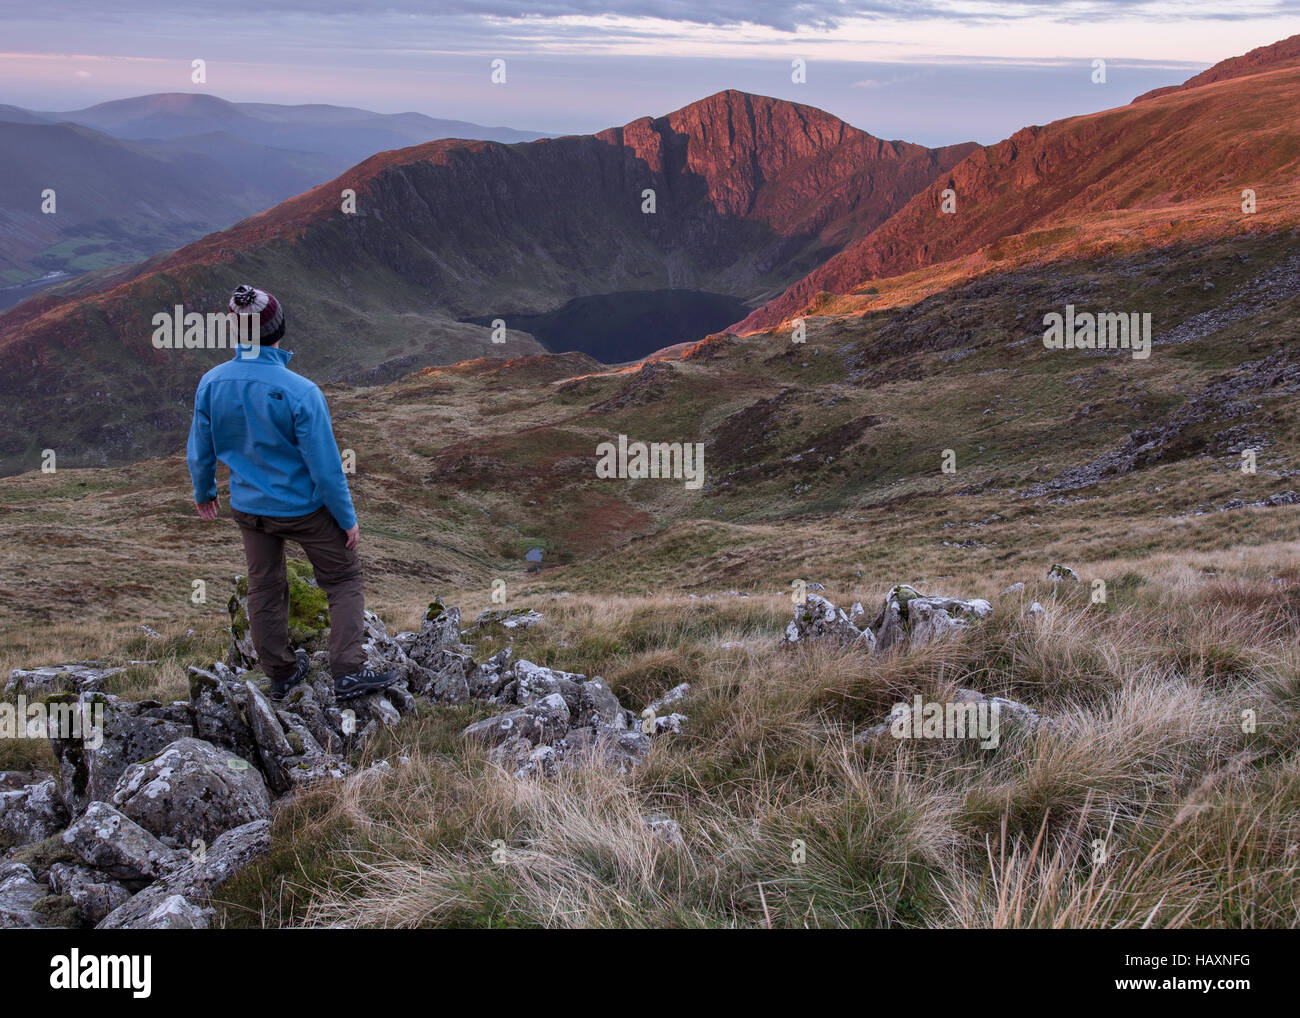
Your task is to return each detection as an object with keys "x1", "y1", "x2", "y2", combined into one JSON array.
[
  {"x1": 294, "y1": 385, "x2": 358, "y2": 536},
  {"x1": 186, "y1": 383, "x2": 219, "y2": 517}
]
